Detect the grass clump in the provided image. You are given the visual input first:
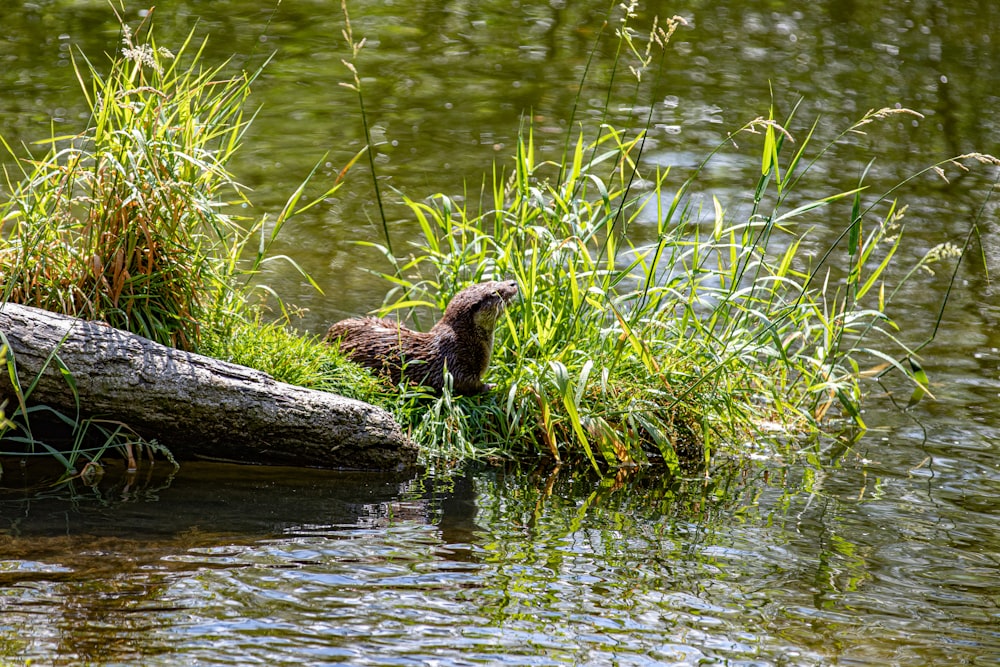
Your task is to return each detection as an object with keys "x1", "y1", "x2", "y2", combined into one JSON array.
[
  {"x1": 364, "y1": 110, "x2": 985, "y2": 472},
  {"x1": 0, "y1": 22, "x2": 254, "y2": 349},
  {"x1": 335, "y1": 6, "x2": 991, "y2": 472},
  {"x1": 0, "y1": 11, "x2": 356, "y2": 348},
  {"x1": 200, "y1": 312, "x2": 389, "y2": 404},
  {"x1": 0, "y1": 11, "x2": 372, "y2": 473}
]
